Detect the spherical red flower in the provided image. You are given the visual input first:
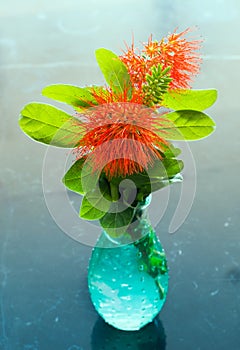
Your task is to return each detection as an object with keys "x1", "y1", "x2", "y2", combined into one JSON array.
[{"x1": 75, "y1": 88, "x2": 169, "y2": 179}]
